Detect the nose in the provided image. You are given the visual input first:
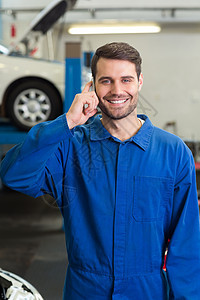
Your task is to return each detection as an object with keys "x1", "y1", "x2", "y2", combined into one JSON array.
[{"x1": 110, "y1": 81, "x2": 123, "y2": 95}]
